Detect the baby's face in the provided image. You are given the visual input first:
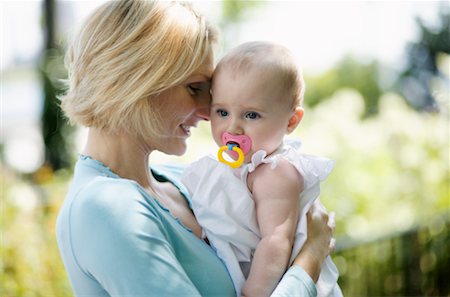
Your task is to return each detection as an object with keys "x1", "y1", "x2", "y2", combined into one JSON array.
[{"x1": 210, "y1": 68, "x2": 295, "y2": 163}]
